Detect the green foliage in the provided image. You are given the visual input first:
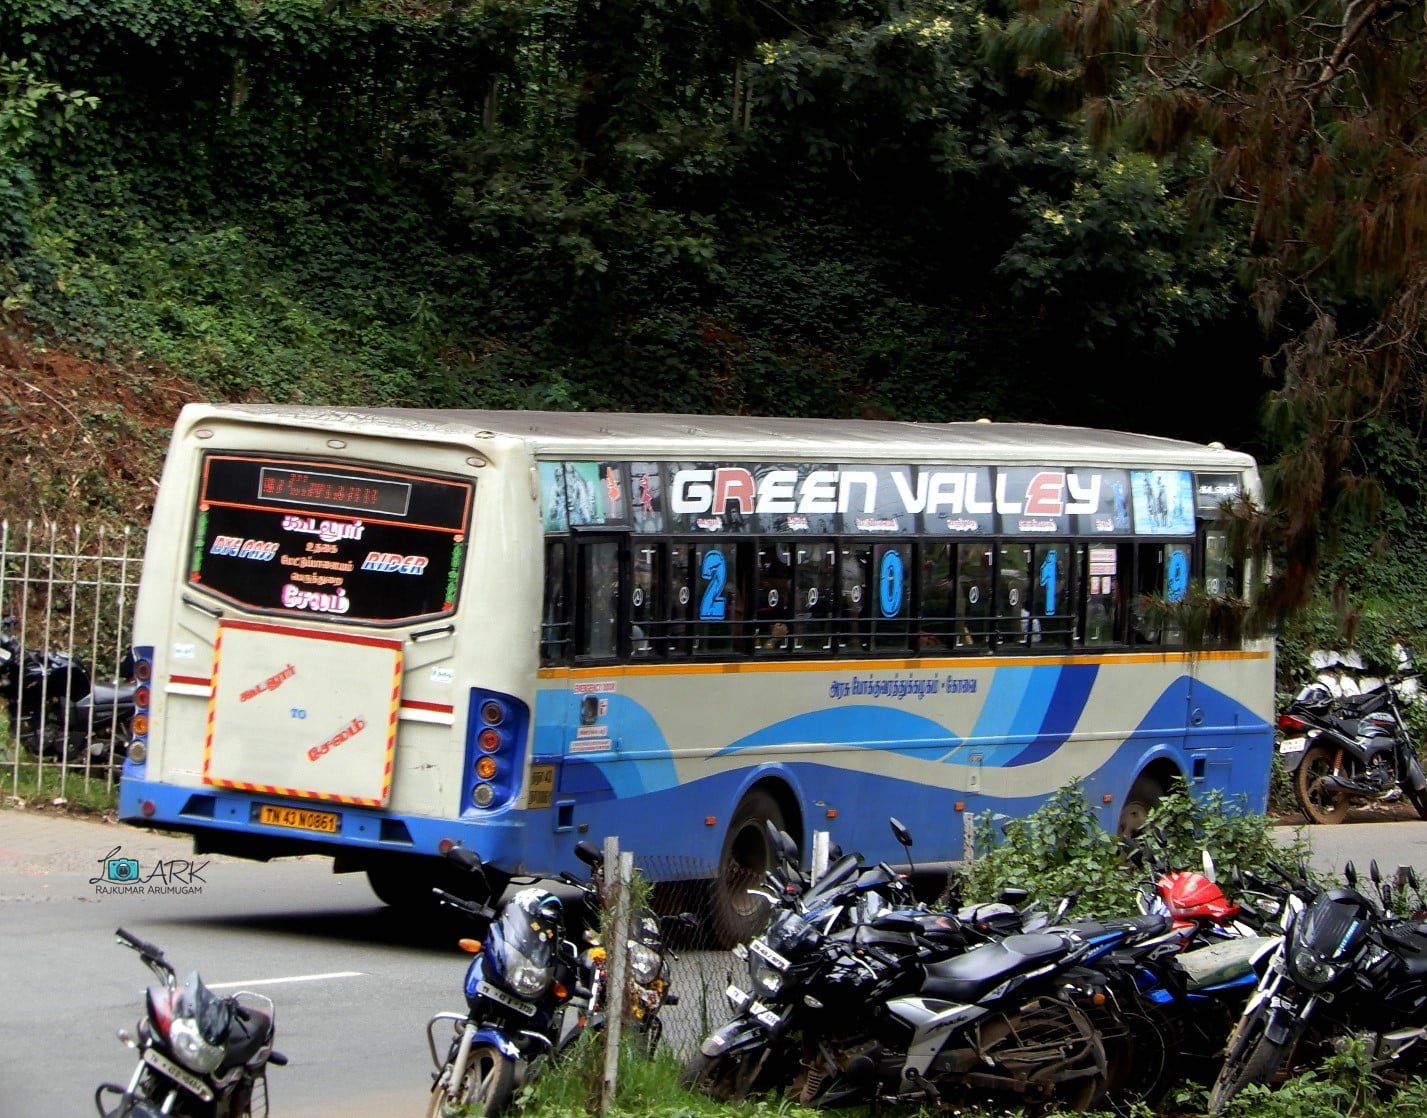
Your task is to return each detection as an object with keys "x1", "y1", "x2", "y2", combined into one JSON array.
[
  {"x1": 960, "y1": 782, "x2": 1137, "y2": 916},
  {"x1": 0, "y1": 0, "x2": 1265, "y2": 443},
  {"x1": 957, "y1": 778, "x2": 1309, "y2": 917}
]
